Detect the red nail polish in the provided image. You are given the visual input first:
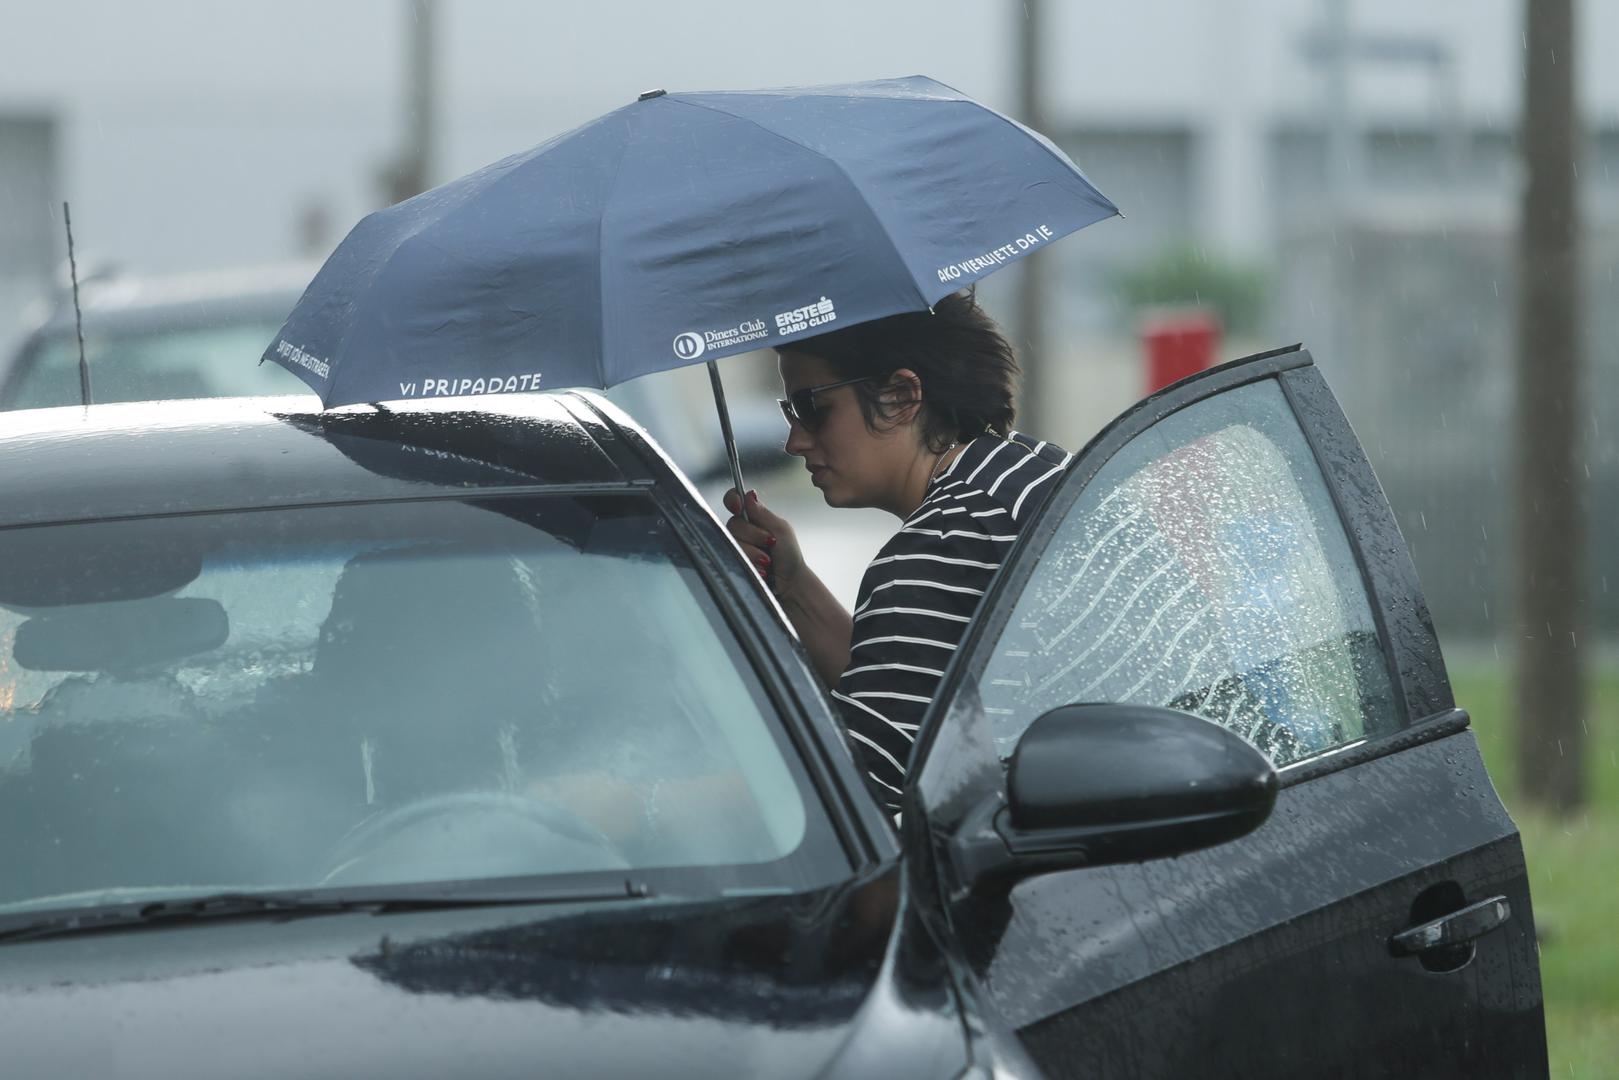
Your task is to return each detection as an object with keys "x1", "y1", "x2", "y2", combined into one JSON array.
[
  {"x1": 764, "y1": 535, "x2": 777, "y2": 548},
  {"x1": 747, "y1": 490, "x2": 759, "y2": 505}
]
